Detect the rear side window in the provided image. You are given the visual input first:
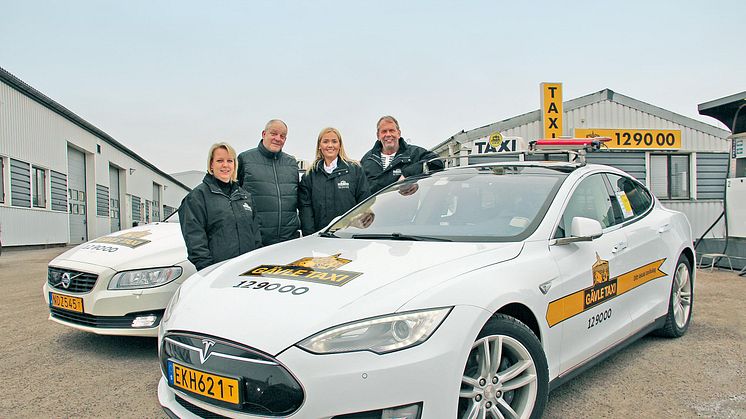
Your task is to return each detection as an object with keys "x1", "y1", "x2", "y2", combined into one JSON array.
[{"x1": 607, "y1": 173, "x2": 652, "y2": 220}]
